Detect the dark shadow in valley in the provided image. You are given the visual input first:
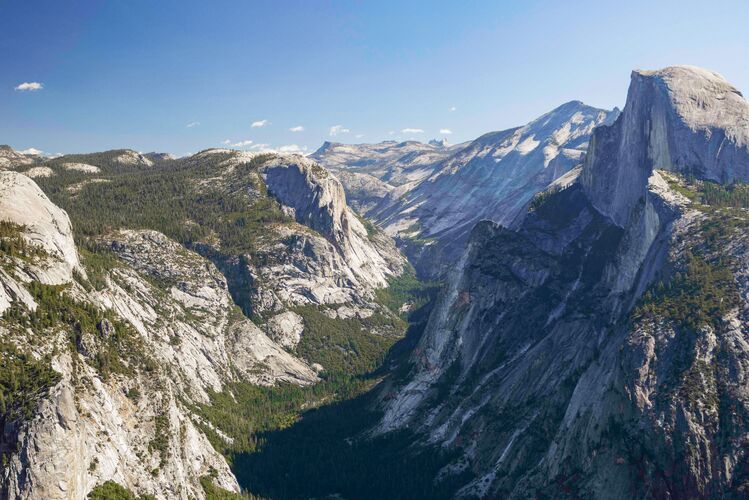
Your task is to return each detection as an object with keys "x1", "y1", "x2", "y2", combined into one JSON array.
[{"x1": 232, "y1": 295, "x2": 470, "y2": 500}]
